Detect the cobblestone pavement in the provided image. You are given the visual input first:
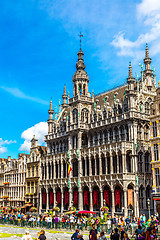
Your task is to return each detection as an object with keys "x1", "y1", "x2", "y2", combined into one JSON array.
[{"x1": 0, "y1": 225, "x2": 89, "y2": 240}]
